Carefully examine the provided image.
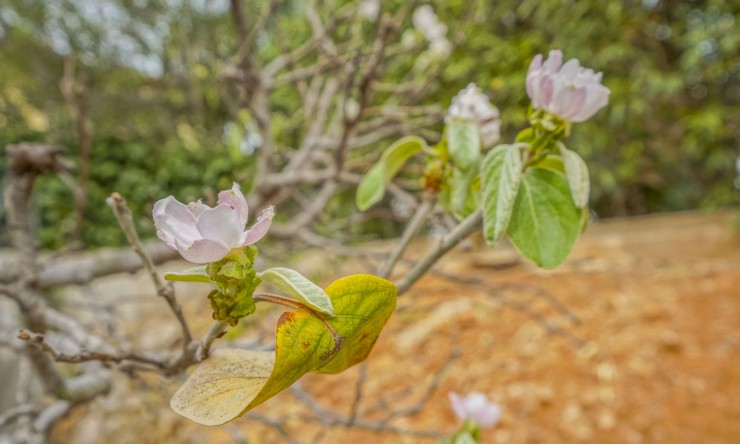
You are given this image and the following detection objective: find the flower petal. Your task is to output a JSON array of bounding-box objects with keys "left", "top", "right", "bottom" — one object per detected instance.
[
  {"left": 474, "top": 403, "right": 502, "bottom": 428},
  {"left": 196, "top": 204, "right": 243, "bottom": 247},
  {"left": 544, "top": 50, "right": 563, "bottom": 73},
  {"left": 178, "top": 238, "right": 231, "bottom": 264},
  {"left": 558, "top": 58, "right": 581, "bottom": 80},
  {"left": 241, "top": 205, "right": 275, "bottom": 246},
  {"left": 188, "top": 200, "right": 210, "bottom": 217},
  {"left": 448, "top": 392, "right": 468, "bottom": 420},
  {"left": 571, "top": 83, "right": 610, "bottom": 122},
  {"left": 217, "top": 182, "right": 249, "bottom": 228},
  {"left": 153, "top": 196, "right": 201, "bottom": 249}
]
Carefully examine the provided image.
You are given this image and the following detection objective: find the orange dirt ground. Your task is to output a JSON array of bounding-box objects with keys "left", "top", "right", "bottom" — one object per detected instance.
[{"left": 53, "top": 211, "right": 740, "bottom": 443}]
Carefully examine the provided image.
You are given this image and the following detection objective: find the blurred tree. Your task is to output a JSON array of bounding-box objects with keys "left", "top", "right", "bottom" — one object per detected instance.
[{"left": 0, "top": 0, "right": 737, "bottom": 247}]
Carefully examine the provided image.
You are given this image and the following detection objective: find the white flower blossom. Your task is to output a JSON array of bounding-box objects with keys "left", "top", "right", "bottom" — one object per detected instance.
[
  {"left": 153, "top": 183, "right": 274, "bottom": 263},
  {"left": 526, "top": 50, "right": 610, "bottom": 123},
  {"left": 449, "top": 392, "right": 502, "bottom": 429}
]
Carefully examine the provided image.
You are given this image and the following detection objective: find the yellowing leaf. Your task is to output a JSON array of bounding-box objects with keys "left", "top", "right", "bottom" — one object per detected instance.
[
  {"left": 170, "top": 349, "right": 273, "bottom": 426},
  {"left": 170, "top": 274, "right": 397, "bottom": 425}
]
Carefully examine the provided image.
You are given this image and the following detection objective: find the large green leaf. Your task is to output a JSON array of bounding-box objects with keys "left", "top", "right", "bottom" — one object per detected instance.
[
  {"left": 355, "top": 136, "right": 426, "bottom": 211},
  {"left": 507, "top": 167, "right": 582, "bottom": 269},
  {"left": 259, "top": 267, "right": 335, "bottom": 316},
  {"left": 481, "top": 144, "right": 523, "bottom": 245},
  {"left": 558, "top": 143, "right": 590, "bottom": 209},
  {"left": 170, "top": 274, "right": 397, "bottom": 425},
  {"left": 447, "top": 119, "right": 480, "bottom": 170}
]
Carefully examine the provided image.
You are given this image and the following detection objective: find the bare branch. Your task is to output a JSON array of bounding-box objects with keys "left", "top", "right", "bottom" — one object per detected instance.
[
  {"left": 379, "top": 196, "right": 434, "bottom": 279},
  {"left": 106, "top": 193, "right": 192, "bottom": 345},
  {"left": 395, "top": 210, "right": 483, "bottom": 294}
]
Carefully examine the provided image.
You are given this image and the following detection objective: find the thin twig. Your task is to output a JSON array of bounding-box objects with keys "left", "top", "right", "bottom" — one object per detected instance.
[
  {"left": 347, "top": 362, "right": 368, "bottom": 425},
  {"left": 106, "top": 193, "right": 193, "bottom": 345},
  {"left": 379, "top": 196, "right": 434, "bottom": 279},
  {"left": 59, "top": 56, "right": 92, "bottom": 247},
  {"left": 16, "top": 329, "right": 168, "bottom": 369},
  {"left": 197, "top": 321, "right": 228, "bottom": 361},
  {"left": 0, "top": 404, "right": 38, "bottom": 430},
  {"left": 430, "top": 271, "right": 588, "bottom": 349}
]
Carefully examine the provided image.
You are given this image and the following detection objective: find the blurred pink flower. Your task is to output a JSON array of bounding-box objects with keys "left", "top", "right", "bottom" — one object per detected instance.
[
  {"left": 446, "top": 83, "right": 501, "bottom": 148},
  {"left": 449, "top": 392, "right": 502, "bottom": 428},
  {"left": 153, "top": 183, "right": 274, "bottom": 263},
  {"left": 526, "top": 50, "right": 610, "bottom": 123}
]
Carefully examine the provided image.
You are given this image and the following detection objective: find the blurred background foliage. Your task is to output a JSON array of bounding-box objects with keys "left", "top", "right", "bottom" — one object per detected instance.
[{"left": 0, "top": 0, "right": 738, "bottom": 248}]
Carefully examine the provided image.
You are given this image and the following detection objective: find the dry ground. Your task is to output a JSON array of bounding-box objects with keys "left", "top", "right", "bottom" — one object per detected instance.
[{"left": 52, "top": 211, "right": 740, "bottom": 443}]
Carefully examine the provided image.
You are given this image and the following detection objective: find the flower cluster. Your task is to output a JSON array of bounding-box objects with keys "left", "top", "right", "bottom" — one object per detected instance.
[
  {"left": 153, "top": 183, "right": 274, "bottom": 264},
  {"left": 412, "top": 5, "right": 452, "bottom": 57},
  {"left": 446, "top": 83, "right": 501, "bottom": 149},
  {"left": 526, "top": 50, "right": 610, "bottom": 123},
  {"left": 449, "top": 392, "right": 502, "bottom": 429}
]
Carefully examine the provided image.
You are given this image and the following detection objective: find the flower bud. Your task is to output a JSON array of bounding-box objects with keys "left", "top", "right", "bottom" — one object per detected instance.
[
  {"left": 449, "top": 392, "right": 502, "bottom": 429},
  {"left": 446, "top": 83, "right": 501, "bottom": 148}
]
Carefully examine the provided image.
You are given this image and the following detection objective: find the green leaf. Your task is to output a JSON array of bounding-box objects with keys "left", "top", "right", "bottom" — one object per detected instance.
[
  {"left": 171, "top": 274, "right": 397, "bottom": 425},
  {"left": 355, "top": 136, "right": 426, "bottom": 211},
  {"left": 507, "top": 167, "right": 582, "bottom": 269},
  {"left": 259, "top": 267, "right": 335, "bottom": 316},
  {"left": 453, "top": 432, "right": 478, "bottom": 444},
  {"left": 379, "top": 136, "right": 426, "bottom": 181},
  {"left": 448, "top": 119, "right": 480, "bottom": 170},
  {"left": 355, "top": 163, "right": 385, "bottom": 211},
  {"left": 558, "top": 143, "right": 590, "bottom": 209},
  {"left": 481, "top": 144, "right": 523, "bottom": 245},
  {"left": 450, "top": 165, "right": 479, "bottom": 219},
  {"left": 164, "top": 266, "right": 211, "bottom": 283}
]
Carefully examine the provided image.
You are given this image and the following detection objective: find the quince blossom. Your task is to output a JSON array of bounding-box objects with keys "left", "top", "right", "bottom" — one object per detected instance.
[
  {"left": 449, "top": 392, "right": 502, "bottom": 429},
  {"left": 526, "top": 50, "right": 610, "bottom": 123},
  {"left": 153, "top": 183, "right": 274, "bottom": 264},
  {"left": 446, "top": 83, "right": 501, "bottom": 149}
]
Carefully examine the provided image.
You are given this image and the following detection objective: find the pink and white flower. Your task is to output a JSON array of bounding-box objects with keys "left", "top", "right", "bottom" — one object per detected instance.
[
  {"left": 526, "top": 50, "right": 610, "bottom": 123},
  {"left": 446, "top": 83, "right": 501, "bottom": 148},
  {"left": 449, "top": 392, "right": 502, "bottom": 428},
  {"left": 153, "top": 183, "right": 274, "bottom": 264}
]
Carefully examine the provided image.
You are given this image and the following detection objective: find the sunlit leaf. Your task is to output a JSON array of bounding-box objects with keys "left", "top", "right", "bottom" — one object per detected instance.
[
  {"left": 259, "top": 267, "right": 335, "bottom": 316},
  {"left": 164, "top": 266, "right": 211, "bottom": 283},
  {"left": 481, "top": 145, "right": 523, "bottom": 245},
  {"left": 171, "top": 274, "right": 397, "bottom": 425},
  {"left": 507, "top": 167, "right": 582, "bottom": 269},
  {"left": 170, "top": 349, "right": 273, "bottom": 426}
]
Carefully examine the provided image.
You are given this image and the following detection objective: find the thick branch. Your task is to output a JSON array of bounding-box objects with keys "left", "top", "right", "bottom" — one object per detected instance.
[{"left": 395, "top": 210, "right": 483, "bottom": 295}]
